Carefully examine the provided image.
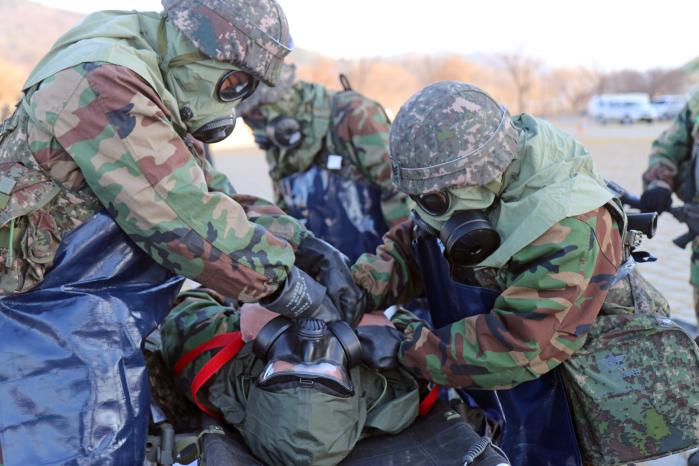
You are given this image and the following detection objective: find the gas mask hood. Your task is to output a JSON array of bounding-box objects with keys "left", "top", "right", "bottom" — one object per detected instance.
[{"left": 157, "top": 17, "right": 256, "bottom": 143}]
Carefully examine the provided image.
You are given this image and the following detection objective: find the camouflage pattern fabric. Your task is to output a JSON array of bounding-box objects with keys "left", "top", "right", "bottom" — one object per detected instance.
[
  {"left": 642, "top": 90, "right": 699, "bottom": 319},
  {"left": 144, "top": 340, "right": 201, "bottom": 433},
  {"left": 160, "top": 287, "right": 241, "bottom": 407},
  {"left": 641, "top": 90, "right": 699, "bottom": 200},
  {"left": 389, "top": 81, "right": 519, "bottom": 194},
  {"left": 353, "top": 207, "right": 699, "bottom": 463},
  {"left": 393, "top": 207, "right": 622, "bottom": 389},
  {"left": 162, "top": 0, "right": 291, "bottom": 85},
  {"left": 243, "top": 80, "right": 411, "bottom": 228},
  {"left": 561, "top": 310, "right": 699, "bottom": 465},
  {"left": 0, "top": 62, "right": 309, "bottom": 299}
]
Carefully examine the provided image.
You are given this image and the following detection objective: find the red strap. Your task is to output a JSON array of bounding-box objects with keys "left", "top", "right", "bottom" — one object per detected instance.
[
  {"left": 419, "top": 384, "right": 440, "bottom": 417},
  {"left": 174, "top": 332, "right": 241, "bottom": 376},
  {"left": 173, "top": 331, "right": 244, "bottom": 418}
]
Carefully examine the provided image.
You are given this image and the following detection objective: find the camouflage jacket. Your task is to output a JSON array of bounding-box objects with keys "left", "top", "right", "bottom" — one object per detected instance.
[
  {"left": 0, "top": 62, "right": 308, "bottom": 299},
  {"left": 642, "top": 91, "right": 699, "bottom": 200},
  {"left": 245, "top": 85, "right": 410, "bottom": 228},
  {"left": 353, "top": 206, "right": 631, "bottom": 388}
]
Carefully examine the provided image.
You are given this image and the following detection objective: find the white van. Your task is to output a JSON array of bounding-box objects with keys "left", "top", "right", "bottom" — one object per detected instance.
[
  {"left": 651, "top": 95, "right": 687, "bottom": 120},
  {"left": 587, "top": 93, "right": 658, "bottom": 124}
]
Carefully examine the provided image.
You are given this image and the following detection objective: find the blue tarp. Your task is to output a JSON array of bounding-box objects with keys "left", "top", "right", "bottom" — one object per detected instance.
[
  {"left": 413, "top": 233, "right": 582, "bottom": 466},
  {"left": 0, "top": 212, "right": 183, "bottom": 465},
  {"left": 278, "top": 165, "right": 388, "bottom": 263}
]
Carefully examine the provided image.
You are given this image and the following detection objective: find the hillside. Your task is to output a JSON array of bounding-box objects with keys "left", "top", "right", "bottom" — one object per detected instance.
[{"left": 0, "top": 0, "right": 83, "bottom": 71}]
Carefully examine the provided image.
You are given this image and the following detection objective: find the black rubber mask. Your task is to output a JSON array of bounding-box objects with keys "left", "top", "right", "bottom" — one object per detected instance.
[
  {"left": 253, "top": 317, "right": 361, "bottom": 397},
  {"left": 190, "top": 116, "right": 236, "bottom": 143},
  {"left": 413, "top": 209, "right": 501, "bottom": 271},
  {"left": 266, "top": 116, "right": 303, "bottom": 150}
]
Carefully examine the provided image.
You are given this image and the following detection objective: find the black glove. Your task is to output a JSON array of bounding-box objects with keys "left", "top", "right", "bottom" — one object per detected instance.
[
  {"left": 640, "top": 186, "right": 672, "bottom": 213},
  {"left": 676, "top": 203, "right": 699, "bottom": 234},
  {"left": 260, "top": 267, "right": 341, "bottom": 322},
  {"left": 355, "top": 325, "right": 403, "bottom": 370},
  {"left": 253, "top": 132, "right": 272, "bottom": 150},
  {"left": 294, "top": 236, "right": 367, "bottom": 326}
]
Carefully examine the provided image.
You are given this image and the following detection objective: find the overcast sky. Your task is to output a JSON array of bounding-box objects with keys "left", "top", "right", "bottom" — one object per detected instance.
[{"left": 34, "top": 0, "right": 699, "bottom": 71}]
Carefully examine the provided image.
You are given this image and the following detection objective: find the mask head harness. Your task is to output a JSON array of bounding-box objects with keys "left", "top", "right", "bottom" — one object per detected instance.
[{"left": 253, "top": 316, "right": 361, "bottom": 397}]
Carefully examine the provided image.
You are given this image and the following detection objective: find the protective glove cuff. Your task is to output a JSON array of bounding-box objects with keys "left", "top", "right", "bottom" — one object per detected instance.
[{"left": 261, "top": 267, "right": 326, "bottom": 319}]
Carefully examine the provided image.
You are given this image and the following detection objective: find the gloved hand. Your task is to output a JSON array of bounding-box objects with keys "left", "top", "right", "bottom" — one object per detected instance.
[
  {"left": 294, "top": 236, "right": 367, "bottom": 326},
  {"left": 253, "top": 132, "right": 272, "bottom": 150},
  {"left": 260, "top": 267, "right": 341, "bottom": 322},
  {"left": 676, "top": 202, "right": 699, "bottom": 234},
  {"left": 640, "top": 186, "right": 672, "bottom": 213},
  {"left": 355, "top": 325, "right": 403, "bottom": 370}
]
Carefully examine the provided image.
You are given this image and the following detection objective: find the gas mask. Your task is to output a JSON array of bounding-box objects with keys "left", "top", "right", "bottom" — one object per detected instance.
[
  {"left": 253, "top": 316, "right": 362, "bottom": 397},
  {"left": 158, "top": 19, "right": 259, "bottom": 143},
  {"left": 411, "top": 184, "right": 502, "bottom": 269},
  {"left": 165, "top": 60, "right": 258, "bottom": 143},
  {"left": 266, "top": 116, "right": 303, "bottom": 150}
]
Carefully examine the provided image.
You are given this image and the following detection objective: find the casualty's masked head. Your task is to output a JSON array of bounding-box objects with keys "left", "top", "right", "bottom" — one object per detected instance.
[
  {"left": 390, "top": 81, "right": 520, "bottom": 269},
  {"left": 159, "top": 0, "right": 292, "bottom": 143},
  {"left": 245, "top": 316, "right": 364, "bottom": 466}
]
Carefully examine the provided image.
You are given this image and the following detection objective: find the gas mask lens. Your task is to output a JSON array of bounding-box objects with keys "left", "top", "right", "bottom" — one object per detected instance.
[
  {"left": 217, "top": 70, "right": 258, "bottom": 102},
  {"left": 410, "top": 192, "right": 451, "bottom": 216}
]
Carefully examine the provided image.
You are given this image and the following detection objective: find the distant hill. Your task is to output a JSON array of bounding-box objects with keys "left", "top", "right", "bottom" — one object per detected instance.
[{"left": 0, "top": 0, "right": 83, "bottom": 72}]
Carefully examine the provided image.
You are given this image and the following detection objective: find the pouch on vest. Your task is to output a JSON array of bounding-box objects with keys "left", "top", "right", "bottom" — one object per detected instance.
[
  {"left": 277, "top": 164, "right": 388, "bottom": 263},
  {"left": 413, "top": 232, "right": 583, "bottom": 466},
  {"left": 561, "top": 310, "right": 699, "bottom": 466},
  {"left": 0, "top": 212, "right": 183, "bottom": 465},
  {"left": 0, "top": 110, "right": 61, "bottom": 224}
]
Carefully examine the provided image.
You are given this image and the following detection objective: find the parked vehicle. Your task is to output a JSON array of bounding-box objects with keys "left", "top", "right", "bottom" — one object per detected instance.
[
  {"left": 651, "top": 94, "right": 687, "bottom": 120},
  {"left": 587, "top": 93, "right": 658, "bottom": 124}
]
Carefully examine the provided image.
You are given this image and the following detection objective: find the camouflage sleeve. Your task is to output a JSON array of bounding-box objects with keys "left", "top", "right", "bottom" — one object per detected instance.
[
  {"left": 335, "top": 94, "right": 410, "bottom": 227},
  {"left": 199, "top": 153, "right": 237, "bottom": 195},
  {"left": 33, "top": 63, "right": 295, "bottom": 301},
  {"left": 196, "top": 151, "right": 309, "bottom": 249},
  {"left": 230, "top": 193, "right": 310, "bottom": 249},
  {"left": 642, "top": 94, "right": 699, "bottom": 192},
  {"left": 351, "top": 219, "right": 423, "bottom": 310},
  {"left": 399, "top": 207, "right": 622, "bottom": 389},
  {"left": 196, "top": 153, "right": 309, "bottom": 249}
]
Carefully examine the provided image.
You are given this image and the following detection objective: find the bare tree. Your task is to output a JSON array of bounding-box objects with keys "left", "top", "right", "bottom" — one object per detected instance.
[
  {"left": 496, "top": 52, "right": 542, "bottom": 113},
  {"left": 645, "top": 68, "right": 687, "bottom": 97}
]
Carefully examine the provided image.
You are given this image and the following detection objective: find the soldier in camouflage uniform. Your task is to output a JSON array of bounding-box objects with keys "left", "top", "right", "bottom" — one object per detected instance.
[
  {"left": 350, "top": 81, "right": 699, "bottom": 465},
  {"left": 0, "top": 1, "right": 366, "bottom": 463},
  {"left": 640, "top": 89, "right": 699, "bottom": 325},
  {"left": 236, "top": 65, "right": 410, "bottom": 261}
]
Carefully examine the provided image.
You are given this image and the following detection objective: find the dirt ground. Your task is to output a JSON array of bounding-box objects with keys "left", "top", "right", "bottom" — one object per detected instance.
[{"left": 211, "top": 116, "right": 697, "bottom": 327}]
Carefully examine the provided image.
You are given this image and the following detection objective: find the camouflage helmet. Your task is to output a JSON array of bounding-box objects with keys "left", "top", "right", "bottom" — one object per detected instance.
[
  {"left": 162, "top": 0, "right": 292, "bottom": 86},
  {"left": 390, "top": 81, "right": 519, "bottom": 194}
]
